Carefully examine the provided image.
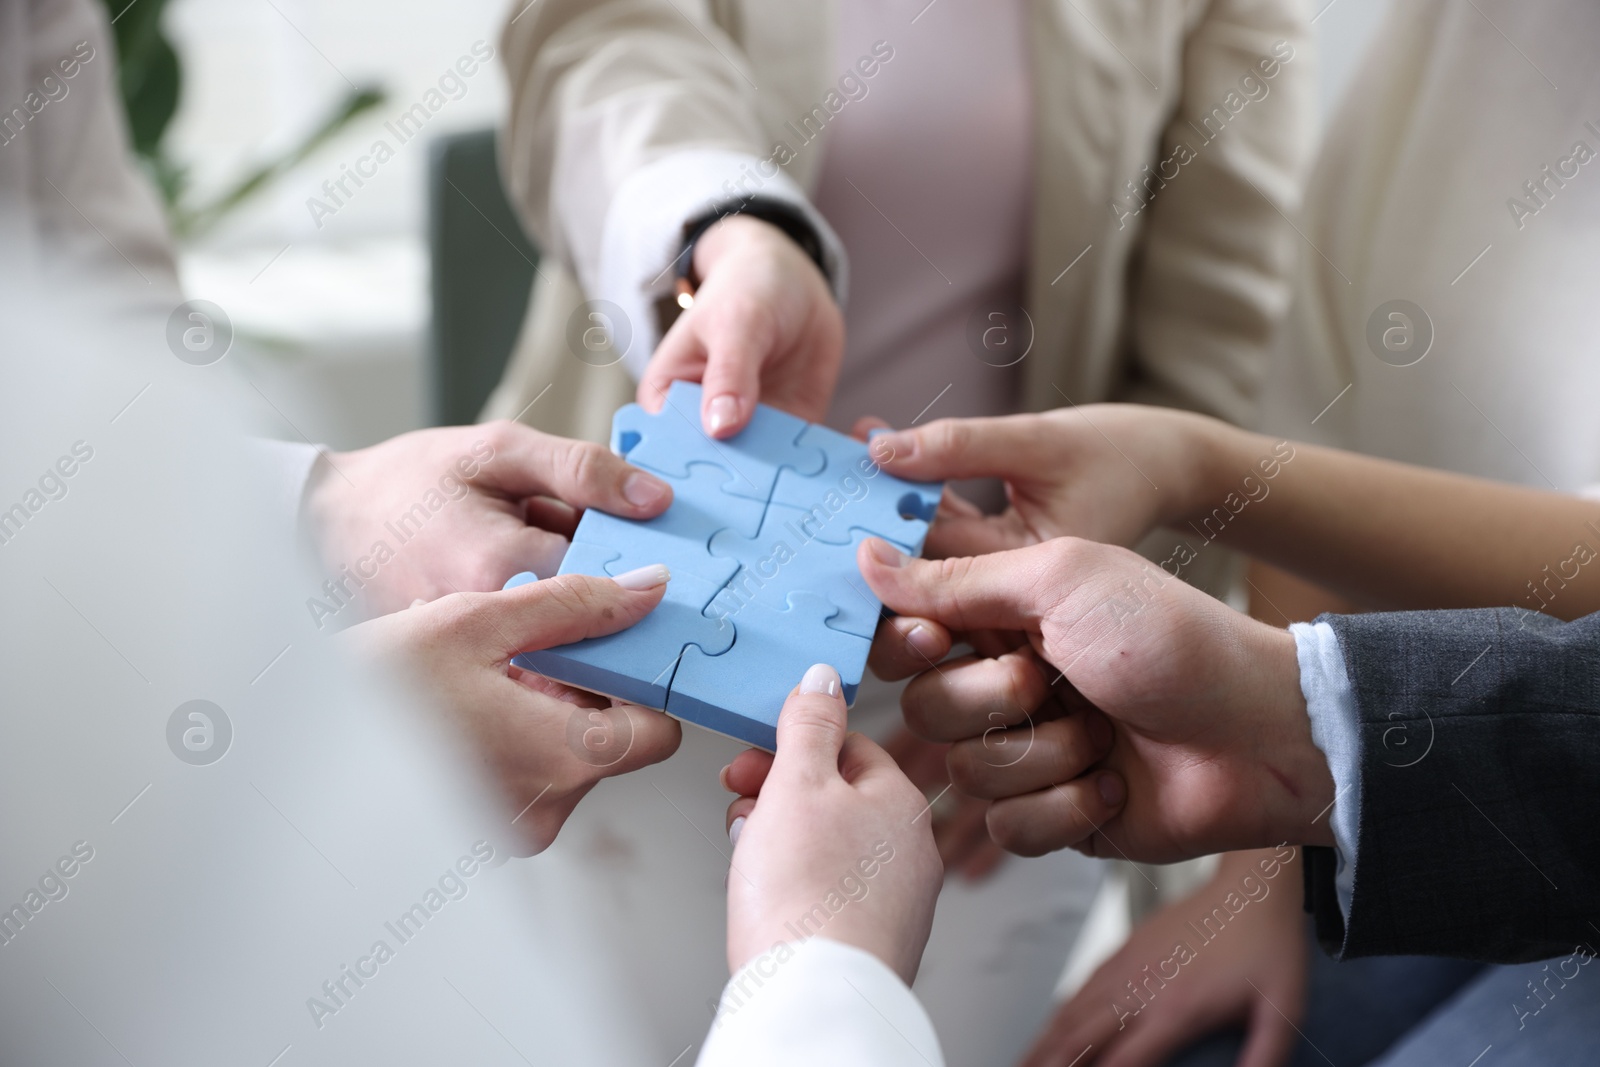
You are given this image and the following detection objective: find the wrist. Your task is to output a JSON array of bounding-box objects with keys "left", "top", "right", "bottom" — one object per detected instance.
[
  {"left": 1244, "top": 622, "right": 1337, "bottom": 848},
  {"left": 1172, "top": 417, "right": 1270, "bottom": 530}
]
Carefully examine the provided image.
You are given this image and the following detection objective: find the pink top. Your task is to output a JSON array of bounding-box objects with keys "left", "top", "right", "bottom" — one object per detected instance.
[{"left": 812, "top": 0, "right": 1035, "bottom": 436}]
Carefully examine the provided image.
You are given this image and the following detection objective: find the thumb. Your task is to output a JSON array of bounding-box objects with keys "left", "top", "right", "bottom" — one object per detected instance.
[
  {"left": 769, "top": 663, "right": 849, "bottom": 785},
  {"left": 1236, "top": 995, "right": 1298, "bottom": 1067},
  {"left": 485, "top": 568, "right": 669, "bottom": 659},
  {"left": 857, "top": 537, "right": 1067, "bottom": 634}
]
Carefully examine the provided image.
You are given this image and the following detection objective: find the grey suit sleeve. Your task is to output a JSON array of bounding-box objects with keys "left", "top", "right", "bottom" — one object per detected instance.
[{"left": 1310, "top": 608, "right": 1600, "bottom": 963}]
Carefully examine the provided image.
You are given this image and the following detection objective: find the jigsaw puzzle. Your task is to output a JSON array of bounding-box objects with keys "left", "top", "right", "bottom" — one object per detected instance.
[{"left": 506, "top": 381, "right": 943, "bottom": 751}]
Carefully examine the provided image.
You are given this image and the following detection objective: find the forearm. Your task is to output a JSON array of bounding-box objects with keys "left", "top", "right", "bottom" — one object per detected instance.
[{"left": 1186, "top": 422, "right": 1600, "bottom": 619}]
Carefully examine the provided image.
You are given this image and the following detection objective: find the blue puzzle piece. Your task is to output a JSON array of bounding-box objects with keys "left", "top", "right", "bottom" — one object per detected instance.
[
  {"left": 613, "top": 381, "right": 825, "bottom": 503},
  {"left": 768, "top": 424, "right": 942, "bottom": 554},
  {"left": 507, "top": 544, "right": 734, "bottom": 708},
  {"left": 707, "top": 504, "right": 887, "bottom": 640},
  {"left": 666, "top": 592, "right": 872, "bottom": 752},
  {"left": 565, "top": 460, "right": 762, "bottom": 589}
]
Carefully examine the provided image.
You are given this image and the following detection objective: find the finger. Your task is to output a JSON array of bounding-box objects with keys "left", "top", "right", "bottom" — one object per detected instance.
[
  {"left": 859, "top": 538, "right": 1073, "bottom": 635},
  {"left": 513, "top": 527, "right": 572, "bottom": 583},
  {"left": 725, "top": 795, "right": 758, "bottom": 837},
  {"left": 722, "top": 748, "right": 775, "bottom": 796},
  {"left": 696, "top": 299, "right": 780, "bottom": 438},
  {"left": 869, "top": 614, "right": 953, "bottom": 681},
  {"left": 565, "top": 701, "right": 684, "bottom": 780},
  {"left": 899, "top": 649, "right": 1050, "bottom": 742},
  {"left": 959, "top": 837, "right": 1007, "bottom": 881},
  {"left": 1018, "top": 992, "right": 1121, "bottom": 1067},
  {"left": 638, "top": 319, "right": 707, "bottom": 413},
  {"left": 946, "top": 712, "right": 1115, "bottom": 801},
  {"left": 522, "top": 495, "right": 580, "bottom": 537},
  {"left": 923, "top": 513, "right": 1033, "bottom": 559},
  {"left": 935, "top": 797, "right": 990, "bottom": 871},
  {"left": 851, "top": 415, "right": 892, "bottom": 441},
  {"left": 868, "top": 416, "right": 1052, "bottom": 484},
  {"left": 986, "top": 773, "right": 1126, "bottom": 857},
  {"left": 473, "top": 421, "right": 673, "bottom": 518},
  {"left": 769, "top": 663, "right": 850, "bottom": 786},
  {"left": 1099, "top": 1001, "right": 1227, "bottom": 1067},
  {"left": 1236, "top": 997, "right": 1298, "bottom": 1067},
  {"left": 463, "top": 569, "right": 669, "bottom": 660}
]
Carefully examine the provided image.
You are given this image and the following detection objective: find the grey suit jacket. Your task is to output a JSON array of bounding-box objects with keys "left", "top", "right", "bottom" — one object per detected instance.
[{"left": 1305, "top": 608, "right": 1600, "bottom": 963}]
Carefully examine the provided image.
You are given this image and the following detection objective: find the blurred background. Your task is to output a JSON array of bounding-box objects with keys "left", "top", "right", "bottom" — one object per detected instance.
[{"left": 145, "top": 0, "right": 1391, "bottom": 451}]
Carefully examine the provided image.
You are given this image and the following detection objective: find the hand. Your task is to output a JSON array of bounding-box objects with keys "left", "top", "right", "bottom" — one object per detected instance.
[
  {"left": 882, "top": 728, "right": 1008, "bottom": 881},
  {"left": 863, "top": 407, "right": 1231, "bottom": 558},
  {"left": 641, "top": 215, "right": 843, "bottom": 437},
  {"left": 1022, "top": 849, "right": 1308, "bottom": 1067},
  {"left": 719, "top": 664, "right": 942, "bottom": 985},
  {"left": 859, "top": 537, "right": 1335, "bottom": 863},
  {"left": 305, "top": 421, "right": 673, "bottom": 617},
  {"left": 343, "top": 567, "right": 682, "bottom": 853}
]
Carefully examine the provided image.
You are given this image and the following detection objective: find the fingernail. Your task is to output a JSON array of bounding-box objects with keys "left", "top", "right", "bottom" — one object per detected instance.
[
  {"left": 623, "top": 471, "right": 671, "bottom": 508},
  {"left": 728, "top": 815, "right": 746, "bottom": 848},
  {"left": 706, "top": 394, "right": 740, "bottom": 436},
  {"left": 719, "top": 764, "right": 733, "bottom": 792},
  {"left": 1097, "top": 772, "right": 1125, "bottom": 808},
  {"left": 905, "top": 623, "right": 942, "bottom": 658},
  {"left": 866, "top": 538, "right": 906, "bottom": 568},
  {"left": 799, "top": 662, "right": 841, "bottom": 698},
  {"left": 870, "top": 430, "right": 909, "bottom": 464},
  {"left": 410, "top": 598, "right": 427, "bottom": 609},
  {"left": 613, "top": 563, "right": 670, "bottom": 590}
]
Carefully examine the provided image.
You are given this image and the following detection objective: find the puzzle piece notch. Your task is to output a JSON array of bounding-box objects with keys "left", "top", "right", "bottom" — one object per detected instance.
[
  {"left": 666, "top": 591, "right": 872, "bottom": 752},
  {"left": 612, "top": 381, "right": 826, "bottom": 503},
  {"left": 768, "top": 423, "right": 942, "bottom": 554},
  {"left": 707, "top": 503, "right": 887, "bottom": 640},
  {"left": 506, "top": 542, "right": 735, "bottom": 709}
]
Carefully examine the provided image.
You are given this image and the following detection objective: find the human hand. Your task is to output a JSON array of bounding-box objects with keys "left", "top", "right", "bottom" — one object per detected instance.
[
  {"left": 641, "top": 215, "right": 843, "bottom": 437},
  {"left": 343, "top": 567, "right": 682, "bottom": 853},
  {"left": 859, "top": 537, "right": 1335, "bottom": 863},
  {"left": 719, "top": 664, "right": 942, "bottom": 985},
  {"left": 861, "top": 406, "right": 1243, "bottom": 558},
  {"left": 304, "top": 421, "right": 673, "bottom": 617},
  {"left": 1021, "top": 849, "right": 1308, "bottom": 1067},
  {"left": 882, "top": 727, "right": 1008, "bottom": 882}
]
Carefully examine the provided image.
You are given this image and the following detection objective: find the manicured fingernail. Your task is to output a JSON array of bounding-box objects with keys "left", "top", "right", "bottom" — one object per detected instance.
[
  {"left": 866, "top": 538, "right": 906, "bottom": 568},
  {"left": 706, "top": 394, "right": 740, "bottom": 435},
  {"left": 1097, "top": 772, "right": 1125, "bottom": 808},
  {"left": 799, "top": 662, "right": 841, "bottom": 698},
  {"left": 623, "top": 471, "right": 670, "bottom": 508},
  {"left": 728, "top": 815, "right": 746, "bottom": 848},
  {"left": 870, "top": 430, "right": 909, "bottom": 464},
  {"left": 613, "top": 563, "right": 669, "bottom": 590},
  {"left": 905, "top": 623, "right": 942, "bottom": 658}
]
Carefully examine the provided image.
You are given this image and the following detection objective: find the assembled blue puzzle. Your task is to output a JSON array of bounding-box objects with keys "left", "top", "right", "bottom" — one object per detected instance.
[{"left": 506, "top": 381, "right": 943, "bottom": 751}]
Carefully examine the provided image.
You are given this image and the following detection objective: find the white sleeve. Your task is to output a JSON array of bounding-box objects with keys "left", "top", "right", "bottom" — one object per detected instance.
[
  {"left": 1290, "top": 620, "right": 1361, "bottom": 916},
  {"left": 244, "top": 438, "right": 321, "bottom": 542},
  {"left": 697, "top": 938, "right": 943, "bottom": 1067},
  {"left": 597, "top": 148, "right": 847, "bottom": 378}
]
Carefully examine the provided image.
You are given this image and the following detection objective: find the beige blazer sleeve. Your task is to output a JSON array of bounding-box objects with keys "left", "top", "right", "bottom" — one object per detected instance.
[
  {"left": 1115, "top": 0, "right": 1315, "bottom": 428},
  {"left": 498, "top": 1, "right": 844, "bottom": 378}
]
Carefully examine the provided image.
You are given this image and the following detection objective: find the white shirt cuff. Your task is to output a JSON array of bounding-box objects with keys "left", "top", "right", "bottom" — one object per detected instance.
[
  {"left": 697, "top": 938, "right": 943, "bottom": 1067},
  {"left": 246, "top": 438, "right": 321, "bottom": 534},
  {"left": 1290, "top": 620, "right": 1361, "bottom": 915},
  {"left": 596, "top": 148, "right": 848, "bottom": 378}
]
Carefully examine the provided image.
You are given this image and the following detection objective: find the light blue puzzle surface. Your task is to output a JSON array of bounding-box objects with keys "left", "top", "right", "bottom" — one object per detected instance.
[{"left": 507, "top": 380, "right": 943, "bottom": 751}]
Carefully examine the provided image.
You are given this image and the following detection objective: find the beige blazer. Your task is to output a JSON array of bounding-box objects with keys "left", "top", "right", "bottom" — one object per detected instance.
[{"left": 484, "top": 0, "right": 1317, "bottom": 449}]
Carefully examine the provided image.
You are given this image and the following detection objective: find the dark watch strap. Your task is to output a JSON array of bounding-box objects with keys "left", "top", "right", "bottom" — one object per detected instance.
[{"left": 674, "top": 196, "right": 830, "bottom": 291}]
